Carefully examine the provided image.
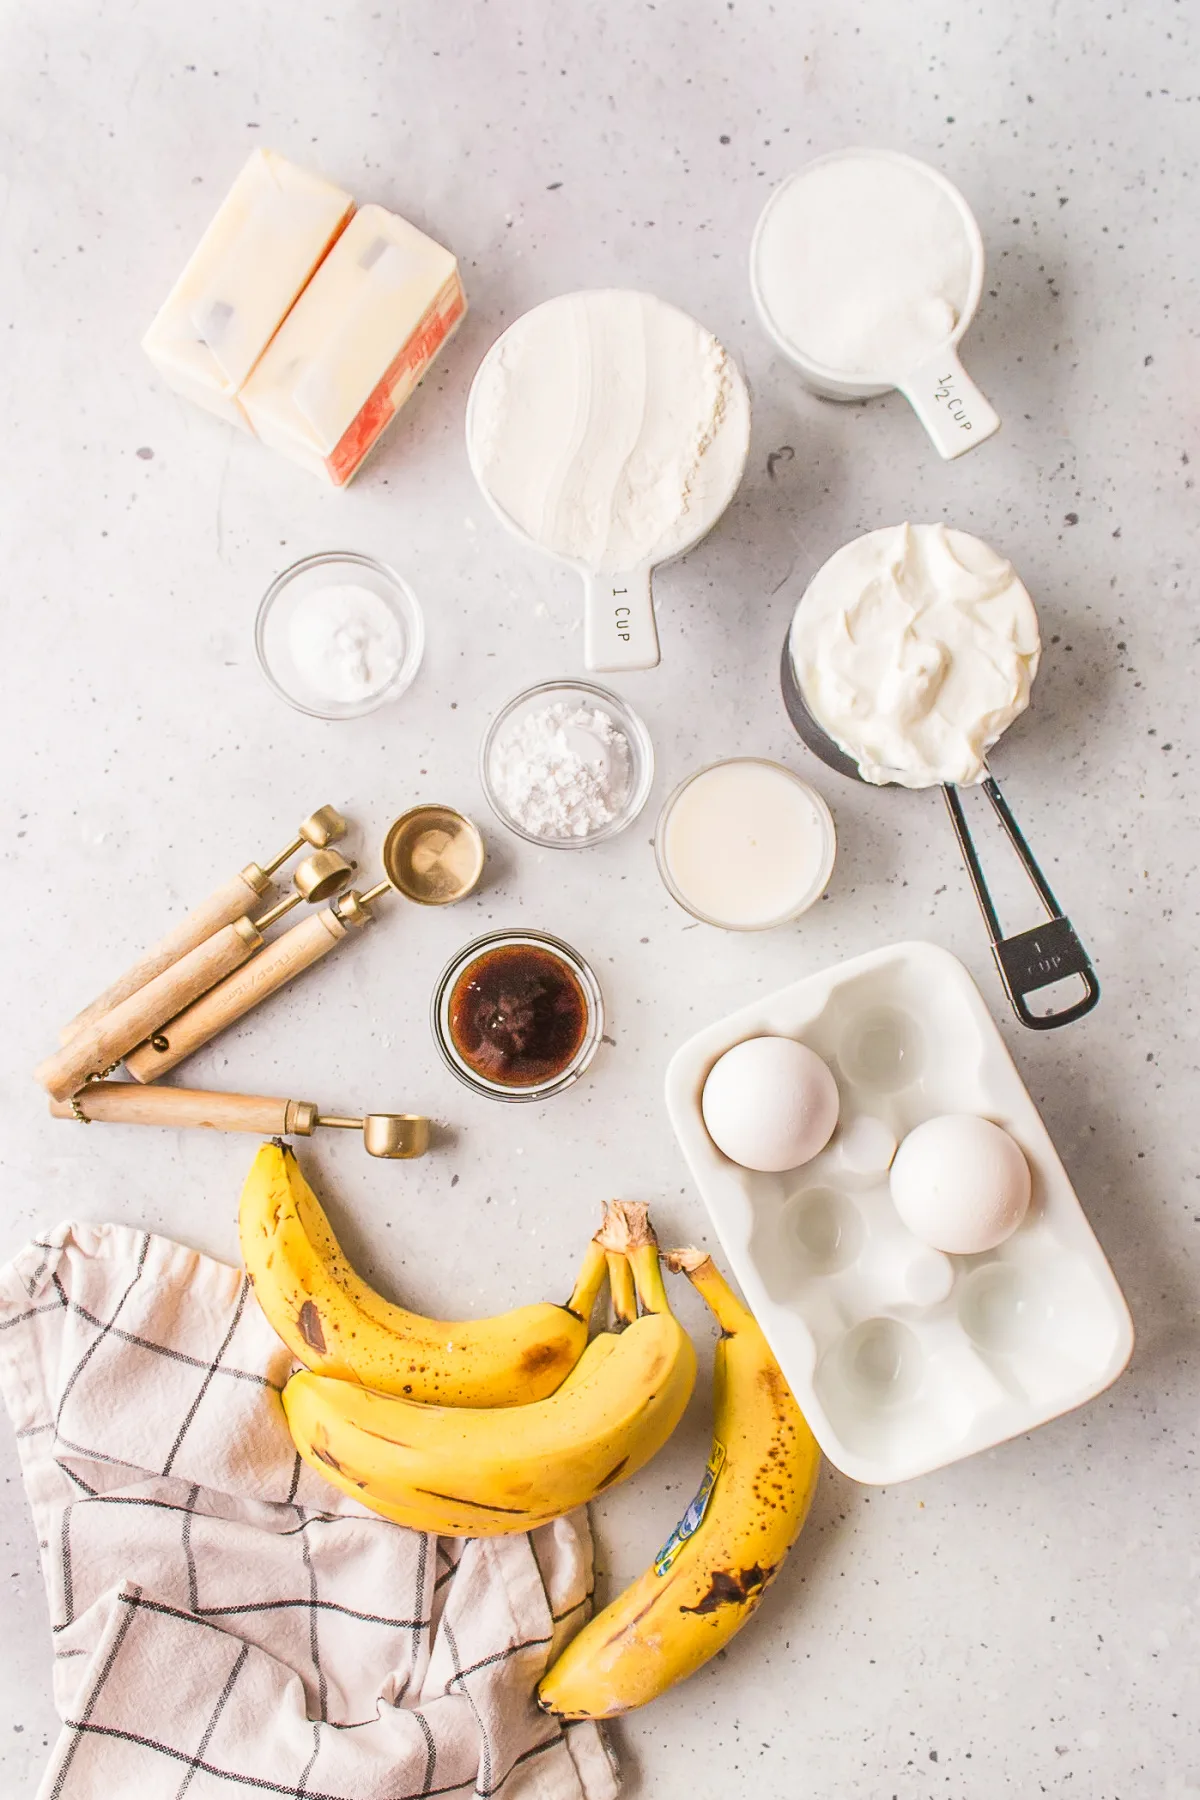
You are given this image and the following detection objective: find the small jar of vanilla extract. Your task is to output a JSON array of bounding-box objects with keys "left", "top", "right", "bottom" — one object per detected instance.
[{"left": 431, "top": 930, "right": 604, "bottom": 1102}]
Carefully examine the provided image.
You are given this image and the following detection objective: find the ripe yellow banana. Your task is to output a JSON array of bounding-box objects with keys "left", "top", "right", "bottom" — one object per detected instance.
[
  {"left": 282, "top": 1202, "right": 696, "bottom": 1536},
  {"left": 290, "top": 1311, "right": 636, "bottom": 1537},
  {"left": 240, "top": 1141, "right": 607, "bottom": 1405},
  {"left": 537, "top": 1247, "right": 821, "bottom": 1720}
]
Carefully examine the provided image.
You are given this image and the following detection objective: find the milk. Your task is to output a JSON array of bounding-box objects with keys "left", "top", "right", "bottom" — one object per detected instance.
[{"left": 657, "top": 760, "right": 835, "bottom": 930}]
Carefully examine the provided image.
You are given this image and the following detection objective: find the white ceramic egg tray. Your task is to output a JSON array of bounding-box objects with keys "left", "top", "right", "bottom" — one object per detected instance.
[{"left": 664, "top": 941, "right": 1134, "bottom": 1484}]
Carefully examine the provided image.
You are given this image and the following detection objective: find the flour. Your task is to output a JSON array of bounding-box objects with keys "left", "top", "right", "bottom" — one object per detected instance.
[
  {"left": 287, "top": 583, "right": 405, "bottom": 705},
  {"left": 488, "top": 701, "right": 633, "bottom": 840},
  {"left": 468, "top": 290, "right": 750, "bottom": 572}
]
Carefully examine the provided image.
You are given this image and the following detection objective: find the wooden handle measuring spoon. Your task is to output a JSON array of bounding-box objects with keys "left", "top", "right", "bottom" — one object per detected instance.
[
  {"left": 35, "top": 852, "right": 351, "bottom": 1100},
  {"left": 124, "top": 806, "right": 486, "bottom": 1083},
  {"left": 58, "top": 805, "right": 346, "bottom": 1044},
  {"left": 124, "top": 902, "right": 363, "bottom": 1083},
  {"left": 50, "top": 1081, "right": 429, "bottom": 1158},
  {"left": 50, "top": 1082, "right": 306, "bottom": 1135}
]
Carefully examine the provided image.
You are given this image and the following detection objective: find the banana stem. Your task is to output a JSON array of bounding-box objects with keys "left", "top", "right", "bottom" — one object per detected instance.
[
  {"left": 594, "top": 1200, "right": 655, "bottom": 1256},
  {"left": 665, "top": 1248, "right": 752, "bottom": 1336},
  {"left": 606, "top": 1251, "right": 638, "bottom": 1327},
  {"left": 596, "top": 1203, "right": 672, "bottom": 1316},
  {"left": 627, "top": 1241, "right": 671, "bottom": 1316},
  {"left": 567, "top": 1238, "right": 609, "bottom": 1322}
]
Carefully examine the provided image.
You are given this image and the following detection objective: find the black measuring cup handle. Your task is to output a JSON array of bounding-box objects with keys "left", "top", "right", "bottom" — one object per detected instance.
[
  {"left": 779, "top": 635, "right": 1098, "bottom": 1029},
  {"left": 941, "top": 776, "right": 1100, "bottom": 1030}
]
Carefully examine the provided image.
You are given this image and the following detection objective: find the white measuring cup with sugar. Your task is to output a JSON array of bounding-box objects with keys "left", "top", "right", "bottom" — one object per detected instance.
[
  {"left": 465, "top": 290, "right": 752, "bottom": 672},
  {"left": 751, "top": 148, "right": 999, "bottom": 461}
]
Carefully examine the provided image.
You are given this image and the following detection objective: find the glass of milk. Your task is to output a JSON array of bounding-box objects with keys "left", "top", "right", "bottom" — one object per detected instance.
[
  {"left": 750, "top": 148, "right": 999, "bottom": 459},
  {"left": 654, "top": 758, "right": 836, "bottom": 930}
]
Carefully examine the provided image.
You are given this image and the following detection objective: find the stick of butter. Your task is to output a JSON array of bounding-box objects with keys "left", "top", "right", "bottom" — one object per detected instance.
[
  {"left": 142, "top": 150, "right": 354, "bottom": 430},
  {"left": 239, "top": 204, "right": 467, "bottom": 484}
]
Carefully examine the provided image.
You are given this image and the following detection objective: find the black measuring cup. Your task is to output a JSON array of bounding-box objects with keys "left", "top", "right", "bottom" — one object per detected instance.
[{"left": 780, "top": 639, "right": 1099, "bottom": 1030}]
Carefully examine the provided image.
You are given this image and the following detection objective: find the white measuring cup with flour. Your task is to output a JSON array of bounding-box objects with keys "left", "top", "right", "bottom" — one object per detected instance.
[
  {"left": 751, "top": 148, "right": 999, "bottom": 460},
  {"left": 466, "top": 290, "right": 751, "bottom": 671}
]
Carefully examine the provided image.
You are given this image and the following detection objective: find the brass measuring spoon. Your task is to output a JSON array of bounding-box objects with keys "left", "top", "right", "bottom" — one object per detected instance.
[
  {"left": 50, "top": 1081, "right": 430, "bottom": 1159},
  {"left": 124, "top": 806, "right": 486, "bottom": 1084},
  {"left": 36, "top": 850, "right": 354, "bottom": 1101},
  {"left": 60, "top": 805, "right": 348, "bottom": 1043}
]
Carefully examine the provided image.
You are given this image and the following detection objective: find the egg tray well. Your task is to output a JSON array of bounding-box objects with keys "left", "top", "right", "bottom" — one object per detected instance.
[{"left": 664, "top": 940, "right": 1133, "bottom": 1484}]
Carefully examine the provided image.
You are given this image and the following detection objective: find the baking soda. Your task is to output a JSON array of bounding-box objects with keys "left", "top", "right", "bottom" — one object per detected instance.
[{"left": 287, "top": 583, "right": 405, "bottom": 704}]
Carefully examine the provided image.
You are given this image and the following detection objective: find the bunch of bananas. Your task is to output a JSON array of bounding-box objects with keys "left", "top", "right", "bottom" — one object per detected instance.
[
  {"left": 240, "top": 1143, "right": 820, "bottom": 1712},
  {"left": 240, "top": 1146, "right": 695, "bottom": 1535}
]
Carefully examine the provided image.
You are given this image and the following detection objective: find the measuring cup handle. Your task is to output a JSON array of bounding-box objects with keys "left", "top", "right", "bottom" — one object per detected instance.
[
  {"left": 941, "top": 779, "right": 1099, "bottom": 1030},
  {"left": 583, "top": 568, "right": 660, "bottom": 672},
  {"left": 898, "top": 349, "right": 1000, "bottom": 460}
]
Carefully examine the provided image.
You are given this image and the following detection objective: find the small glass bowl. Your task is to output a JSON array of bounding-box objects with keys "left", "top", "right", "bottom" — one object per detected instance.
[
  {"left": 431, "top": 929, "right": 605, "bottom": 1103},
  {"left": 255, "top": 551, "right": 425, "bottom": 720},
  {"left": 654, "top": 757, "right": 837, "bottom": 930},
  {"left": 479, "top": 679, "right": 655, "bottom": 847}
]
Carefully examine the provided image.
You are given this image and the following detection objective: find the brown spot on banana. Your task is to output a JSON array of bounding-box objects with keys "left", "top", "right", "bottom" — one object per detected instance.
[
  {"left": 539, "top": 1691, "right": 624, "bottom": 1722},
  {"left": 679, "top": 1563, "right": 775, "bottom": 1615},
  {"left": 520, "top": 1338, "right": 569, "bottom": 1377},
  {"left": 595, "top": 1588, "right": 661, "bottom": 1648},
  {"left": 353, "top": 1425, "right": 415, "bottom": 1449},
  {"left": 297, "top": 1300, "right": 327, "bottom": 1354},
  {"left": 414, "top": 1487, "right": 531, "bottom": 1516},
  {"left": 758, "top": 1364, "right": 795, "bottom": 1409},
  {"left": 595, "top": 1456, "right": 630, "bottom": 1491}
]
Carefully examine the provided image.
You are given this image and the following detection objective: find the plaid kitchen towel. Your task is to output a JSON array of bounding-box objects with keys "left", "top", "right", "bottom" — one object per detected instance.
[{"left": 0, "top": 1220, "right": 621, "bottom": 1800}]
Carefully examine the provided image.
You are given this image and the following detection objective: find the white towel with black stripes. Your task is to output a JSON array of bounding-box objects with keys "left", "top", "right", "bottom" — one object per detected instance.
[{"left": 0, "top": 1220, "right": 621, "bottom": 1800}]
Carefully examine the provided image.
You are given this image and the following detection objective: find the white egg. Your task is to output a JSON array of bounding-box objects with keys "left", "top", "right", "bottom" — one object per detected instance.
[
  {"left": 702, "top": 1036, "right": 840, "bottom": 1173},
  {"left": 890, "top": 1114, "right": 1031, "bottom": 1255}
]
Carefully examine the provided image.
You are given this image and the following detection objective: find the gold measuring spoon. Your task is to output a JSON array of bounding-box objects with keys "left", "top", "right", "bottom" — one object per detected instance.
[
  {"left": 50, "top": 1081, "right": 429, "bottom": 1159},
  {"left": 124, "top": 806, "right": 485, "bottom": 1084},
  {"left": 59, "top": 805, "right": 347, "bottom": 1043},
  {"left": 36, "top": 850, "right": 353, "bottom": 1101}
]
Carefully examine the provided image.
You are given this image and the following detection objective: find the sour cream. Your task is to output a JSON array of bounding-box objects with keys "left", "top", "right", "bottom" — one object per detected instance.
[{"left": 789, "top": 524, "right": 1041, "bottom": 789}]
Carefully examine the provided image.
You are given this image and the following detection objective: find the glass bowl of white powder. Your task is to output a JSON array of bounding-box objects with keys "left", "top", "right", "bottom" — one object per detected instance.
[
  {"left": 255, "top": 551, "right": 425, "bottom": 719},
  {"left": 480, "top": 679, "right": 654, "bottom": 848}
]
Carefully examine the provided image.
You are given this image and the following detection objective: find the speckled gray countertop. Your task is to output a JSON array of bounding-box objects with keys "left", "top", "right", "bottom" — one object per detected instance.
[{"left": 1, "top": 2, "right": 1196, "bottom": 1795}]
